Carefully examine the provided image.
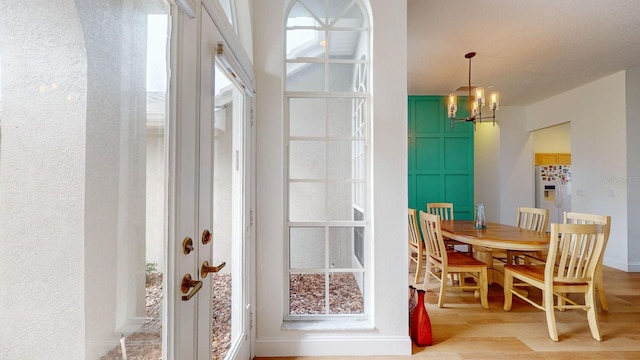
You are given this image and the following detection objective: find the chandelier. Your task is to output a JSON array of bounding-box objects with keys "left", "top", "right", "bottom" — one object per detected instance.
[{"left": 447, "top": 52, "right": 499, "bottom": 130}]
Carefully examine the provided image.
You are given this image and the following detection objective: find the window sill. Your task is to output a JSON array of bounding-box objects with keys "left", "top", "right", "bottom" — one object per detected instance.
[{"left": 281, "top": 319, "right": 375, "bottom": 331}]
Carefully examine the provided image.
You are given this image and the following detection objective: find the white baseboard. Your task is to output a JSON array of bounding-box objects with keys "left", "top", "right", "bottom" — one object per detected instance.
[
  {"left": 255, "top": 335, "right": 411, "bottom": 357},
  {"left": 603, "top": 256, "right": 635, "bottom": 272},
  {"left": 628, "top": 261, "right": 640, "bottom": 272}
]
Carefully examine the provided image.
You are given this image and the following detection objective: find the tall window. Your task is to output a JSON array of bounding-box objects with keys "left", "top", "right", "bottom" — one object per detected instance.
[{"left": 284, "top": 0, "right": 370, "bottom": 319}]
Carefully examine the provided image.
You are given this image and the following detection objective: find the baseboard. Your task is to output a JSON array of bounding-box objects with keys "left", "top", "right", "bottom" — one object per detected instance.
[
  {"left": 603, "top": 256, "right": 635, "bottom": 272},
  {"left": 255, "top": 335, "right": 411, "bottom": 357},
  {"left": 628, "top": 261, "right": 640, "bottom": 272}
]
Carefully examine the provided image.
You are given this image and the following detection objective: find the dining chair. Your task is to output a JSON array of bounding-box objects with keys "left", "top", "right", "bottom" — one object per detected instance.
[
  {"left": 408, "top": 208, "right": 426, "bottom": 285},
  {"left": 563, "top": 211, "right": 611, "bottom": 311},
  {"left": 508, "top": 206, "right": 549, "bottom": 264},
  {"left": 419, "top": 211, "right": 489, "bottom": 309},
  {"left": 503, "top": 223, "right": 607, "bottom": 341},
  {"left": 426, "top": 202, "right": 472, "bottom": 255}
]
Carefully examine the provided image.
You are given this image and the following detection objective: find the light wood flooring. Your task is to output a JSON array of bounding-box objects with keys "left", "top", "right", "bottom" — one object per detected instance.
[{"left": 255, "top": 265, "right": 640, "bottom": 359}]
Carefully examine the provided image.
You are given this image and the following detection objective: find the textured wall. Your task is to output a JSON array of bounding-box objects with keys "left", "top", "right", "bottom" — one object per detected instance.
[{"left": 0, "top": 1, "right": 88, "bottom": 358}]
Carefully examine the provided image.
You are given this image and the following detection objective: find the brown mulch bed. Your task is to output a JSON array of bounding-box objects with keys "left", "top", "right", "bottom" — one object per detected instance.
[
  {"left": 101, "top": 271, "right": 363, "bottom": 359},
  {"left": 290, "top": 273, "right": 364, "bottom": 315},
  {"left": 100, "top": 272, "right": 231, "bottom": 360}
]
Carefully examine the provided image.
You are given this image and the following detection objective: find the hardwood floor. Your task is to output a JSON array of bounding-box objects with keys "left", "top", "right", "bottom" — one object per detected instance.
[{"left": 255, "top": 266, "right": 640, "bottom": 359}]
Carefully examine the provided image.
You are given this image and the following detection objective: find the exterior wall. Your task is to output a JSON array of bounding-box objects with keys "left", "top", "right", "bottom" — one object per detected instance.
[
  {"left": 253, "top": 0, "right": 410, "bottom": 356},
  {"left": 0, "top": 1, "right": 87, "bottom": 358}
]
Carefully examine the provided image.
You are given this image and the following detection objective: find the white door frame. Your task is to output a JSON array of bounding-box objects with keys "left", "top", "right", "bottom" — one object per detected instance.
[{"left": 168, "top": 1, "right": 255, "bottom": 358}]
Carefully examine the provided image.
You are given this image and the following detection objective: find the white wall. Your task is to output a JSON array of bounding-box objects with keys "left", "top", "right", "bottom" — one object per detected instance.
[
  {"left": 497, "top": 106, "right": 534, "bottom": 225},
  {"left": 474, "top": 122, "right": 501, "bottom": 222},
  {"left": 474, "top": 106, "right": 534, "bottom": 226},
  {"left": 532, "top": 122, "right": 571, "bottom": 153},
  {"left": 625, "top": 66, "right": 640, "bottom": 271},
  {"left": 0, "top": 1, "right": 87, "bottom": 358},
  {"left": 526, "top": 72, "right": 629, "bottom": 271},
  {"left": 253, "top": 0, "right": 410, "bottom": 356}
]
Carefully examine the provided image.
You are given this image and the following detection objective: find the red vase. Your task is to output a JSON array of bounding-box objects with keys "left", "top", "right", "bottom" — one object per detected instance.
[{"left": 410, "top": 289, "right": 433, "bottom": 346}]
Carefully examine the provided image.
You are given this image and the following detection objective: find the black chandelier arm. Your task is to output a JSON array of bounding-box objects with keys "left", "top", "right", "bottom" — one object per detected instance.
[{"left": 449, "top": 110, "right": 497, "bottom": 130}]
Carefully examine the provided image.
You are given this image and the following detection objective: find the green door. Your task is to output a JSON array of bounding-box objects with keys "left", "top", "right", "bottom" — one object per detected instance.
[{"left": 408, "top": 96, "right": 474, "bottom": 219}]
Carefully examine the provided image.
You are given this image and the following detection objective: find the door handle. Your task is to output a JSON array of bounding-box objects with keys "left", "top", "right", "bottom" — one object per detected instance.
[
  {"left": 181, "top": 274, "right": 202, "bottom": 301},
  {"left": 201, "top": 260, "right": 226, "bottom": 278}
]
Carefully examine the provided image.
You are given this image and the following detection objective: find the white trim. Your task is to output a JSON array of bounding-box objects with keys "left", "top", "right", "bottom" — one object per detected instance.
[
  {"left": 604, "top": 257, "right": 637, "bottom": 272},
  {"left": 175, "top": 0, "right": 196, "bottom": 18},
  {"left": 255, "top": 336, "right": 411, "bottom": 357},
  {"left": 202, "top": 0, "right": 255, "bottom": 93}
]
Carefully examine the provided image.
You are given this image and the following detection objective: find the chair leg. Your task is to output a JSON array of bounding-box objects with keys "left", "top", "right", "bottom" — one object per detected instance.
[
  {"left": 414, "top": 254, "right": 423, "bottom": 285},
  {"left": 479, "top": 267, "right": 488, "bottom": 309},
  {"left": 422, "top": 262, "right": 431, "bottom": 291},
  {"left": 586, "top": 286, "right": 603, "bottom": 341},
  {"left": 503, "top": 269, "right": 513, "bottom": 311},
  {"left": 544, "top": 290, "right": 559, "bottom": 341},
  {"left": 596, "top": 266, "right": 609, "bottom": 312},
  {"left": 438, "top": 271, "right": 448, "bottom": 308}
]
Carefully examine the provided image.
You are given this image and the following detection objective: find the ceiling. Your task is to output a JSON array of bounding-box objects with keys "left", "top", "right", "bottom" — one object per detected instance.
[{"left": 408, "top": 0, "right": 640, "bottom": 106}]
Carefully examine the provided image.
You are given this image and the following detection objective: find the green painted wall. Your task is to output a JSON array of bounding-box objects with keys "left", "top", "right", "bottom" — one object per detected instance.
[{"left": 408, "top": 96, "right": 475, "bottom": 219}]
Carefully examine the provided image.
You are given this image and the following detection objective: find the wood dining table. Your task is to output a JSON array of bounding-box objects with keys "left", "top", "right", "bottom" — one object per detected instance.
[{"left": 439, "top": 220, "right": 551, "bottom": 286}]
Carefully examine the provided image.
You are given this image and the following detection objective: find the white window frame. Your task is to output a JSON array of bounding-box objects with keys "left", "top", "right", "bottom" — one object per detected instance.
[{"left": 283, "top": 0, "right": 371, "bottom": 321}]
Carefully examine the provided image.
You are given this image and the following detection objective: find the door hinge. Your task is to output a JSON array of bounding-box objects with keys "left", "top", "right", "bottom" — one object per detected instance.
[
  {"left": 250, "top": 108, "right": 255, "bottom": 126},
  {"left": 250, "top": 210, "right": 254, "bottom": 227}
]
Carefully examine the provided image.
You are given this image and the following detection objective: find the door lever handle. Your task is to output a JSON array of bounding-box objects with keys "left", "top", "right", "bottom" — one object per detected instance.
[
  {"left": 181, "top": 274, "right": 202, "bottom": 301},
  {"left": 201, "top": 260, "right": 226, "bottom": 278}
]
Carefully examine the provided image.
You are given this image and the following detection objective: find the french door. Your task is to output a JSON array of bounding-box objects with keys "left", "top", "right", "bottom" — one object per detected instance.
[{"left": 171, "top": 2, "right": 252, "bottom": 359}]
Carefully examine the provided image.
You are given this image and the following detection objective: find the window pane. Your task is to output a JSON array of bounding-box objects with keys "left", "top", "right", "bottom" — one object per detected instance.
[
  {"left": 290, "top": 273, "right": 325, "bottom": 314},
  {"left": 329, "top": 272, "right": 364, "bottom": 314},
  {"left": 327, "top": 182, "right": 353, "bottom": 221},
  {"left": 300, "top": 0, "right": 327, "bottom": 24},
  {"left": 287, "top": 29, "right": 325, "bottom": 60},
  {"left": 327, "top": 140, "right": 352, "bottom": 179},
  {"left": 290, "top": 98, "right": 326, "bottom": 137},
  {"left": 218, "top": 0, "right": 234, "bottom": 27},
  {"left": 290, "top": 227, "right": 325, "bottom": 269},
  {"left": 329, "top": 0, "right": 366, "bottom": 27},
  {"left": 287, "top": 63, "right": 325, "bottom": 92},
  {"left": 289, "top": 140, "right": 326, "bottom": 179},
  {"left": 328, "top": 227, "right": 353, "bottom": 268},
  {"left": 289, "top": 182, "right": 325, "bottom": 221},
  {"left": 326, "top": 98, "right": 352, "bottom": 137},
  {"left": 328, "top": 63, "right": 358, "bottom": 92},
  {"left": 327, "top": 31, "right": 367, "bottom": 61}
]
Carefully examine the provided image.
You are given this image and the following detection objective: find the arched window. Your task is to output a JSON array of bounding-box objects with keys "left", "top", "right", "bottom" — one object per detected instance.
[{"left": 284, "top": 0, "right": 370, "bottom": 320}]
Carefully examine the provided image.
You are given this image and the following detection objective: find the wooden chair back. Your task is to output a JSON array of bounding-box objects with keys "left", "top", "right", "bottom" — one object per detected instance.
[
  {"left": 408, "top": 208, "right": 423, "bottom": 253},
  {"left": 426, "top": 202, "right": 454, "bottom": 220},
  {"left": 563, "top": 212, "right": 611, "bottom": 242},
  {"left": 563, "top": 211, "right": 612, "bottom": 311},
  {"left": 419, "top": 211, "right": 447, "bottom": 265},
  {"left": 547, "top": 223, "right": 605, "bottom": 283},
  {"left": 516, "top": 206, "right": 548, "bottom": 233},
  {"left": 408, "top": 208, "right": 426, "bottom": 284}
]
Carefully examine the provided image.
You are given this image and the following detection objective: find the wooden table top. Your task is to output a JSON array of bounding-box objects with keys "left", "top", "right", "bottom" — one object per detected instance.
[{"left": 439, "top": 220, "right": 550, "bottom": 251}]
